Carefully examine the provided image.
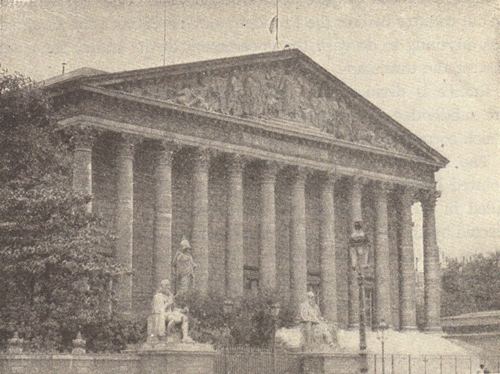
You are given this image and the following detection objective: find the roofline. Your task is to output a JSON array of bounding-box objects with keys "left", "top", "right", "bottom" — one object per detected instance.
[
  {"left": 81, "top": 49, "right": 302, "bottom": 86},
  {"left": 46, "top": 48, "right": 448, "bottom": 167}
]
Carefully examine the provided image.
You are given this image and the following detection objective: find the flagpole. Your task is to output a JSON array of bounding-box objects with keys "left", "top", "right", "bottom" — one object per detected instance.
[
  {"left": 275, "top": 0, "right": 279, "bottom": 50},
  {"left": 163, "top": 0, "right": 167, "bottom": 66}
]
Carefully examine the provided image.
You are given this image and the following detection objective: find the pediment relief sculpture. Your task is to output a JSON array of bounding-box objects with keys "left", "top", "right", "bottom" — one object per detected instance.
[{"left": 108, "top": 66, "right": 413, "bottom": 155}]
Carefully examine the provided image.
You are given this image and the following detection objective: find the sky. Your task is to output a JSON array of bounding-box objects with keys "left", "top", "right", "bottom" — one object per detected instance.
[{"left": 1, "top": 0, "right": 499, "bottom": 263}]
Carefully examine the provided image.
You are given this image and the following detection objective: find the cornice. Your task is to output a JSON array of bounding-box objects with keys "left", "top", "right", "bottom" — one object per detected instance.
[
  {"left": 59, "top": 114, "right": 437, "bottom": 190},
  {"left": 75, "top": 84, "right": 445, "bottom": 169}
]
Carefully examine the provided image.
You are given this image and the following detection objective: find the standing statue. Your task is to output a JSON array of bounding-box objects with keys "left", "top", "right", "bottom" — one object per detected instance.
[
  {"left": 173, "top": 237, "right": 197, "bottom": 295},
  {"left": 150, "top": 279, "right": 194, "bottom": 343},
  {"left": 296, "top": 291, "right": 336, "bottom": 348}
]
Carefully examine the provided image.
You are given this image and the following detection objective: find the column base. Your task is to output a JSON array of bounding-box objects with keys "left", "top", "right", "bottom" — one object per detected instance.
[
  {"left": 347, "top": 323, "right": 360, "bottom": 330},
  {"left": 400, "top": 326, "right": 418, "bottom": 331},
  {"left": 425, "top": 326, "right": 443, "bottom": 334}
]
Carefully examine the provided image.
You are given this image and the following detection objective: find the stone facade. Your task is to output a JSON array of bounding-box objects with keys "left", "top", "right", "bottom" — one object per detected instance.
[{"left": 46, "top": 49, "right": 448, "bottom": 331}]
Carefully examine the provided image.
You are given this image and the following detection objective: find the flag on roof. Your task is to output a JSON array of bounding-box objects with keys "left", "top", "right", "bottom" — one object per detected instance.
[{"left": 269, "top": 15, "right": 278, "bottom": 33}]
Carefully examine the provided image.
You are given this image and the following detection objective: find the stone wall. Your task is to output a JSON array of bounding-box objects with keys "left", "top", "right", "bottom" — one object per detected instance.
[{"left": 0, "top": 354, "right": 140, "bottom": 374}]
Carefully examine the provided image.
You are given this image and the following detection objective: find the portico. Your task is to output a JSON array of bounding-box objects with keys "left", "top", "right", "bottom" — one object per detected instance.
[{"left": 48, "top": 49, "right": 448, "bottom": 332}]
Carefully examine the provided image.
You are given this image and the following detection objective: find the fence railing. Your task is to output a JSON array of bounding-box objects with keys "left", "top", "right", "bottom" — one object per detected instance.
[
  {"left": 371, "top": 354, "right": 500, "bottom": 374},
  {"left": 215, "top": 348, "right": 500, "bottom": 374},
  {"left": 215, "top": 347, "right": 298, "bottom": 374}
]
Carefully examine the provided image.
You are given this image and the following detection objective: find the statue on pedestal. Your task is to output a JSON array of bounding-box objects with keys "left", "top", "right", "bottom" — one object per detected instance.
[
  {"left": 173, "top": 237, "right": 196, "bottom": 295},
  {"left": 296, "top": 291, "right": 336, "bottom": 348},
  {"left": 276, "top": 291, "right": 337, "bottom": 351},
  {"left": 150, "top": 279, "right": 194, "bottom": 344}
]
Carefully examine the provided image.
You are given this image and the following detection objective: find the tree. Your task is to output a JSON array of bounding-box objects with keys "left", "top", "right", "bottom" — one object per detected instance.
[
  {"left": 0, "top": 68, "right": 125, "bottom": 351},
  {"left": 441, "top": 252, "right": 500, "bottom": 317}
]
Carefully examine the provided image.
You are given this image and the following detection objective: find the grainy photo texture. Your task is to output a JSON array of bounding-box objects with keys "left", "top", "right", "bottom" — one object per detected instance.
[{"left": 0, "top": 0, "right": 498, "bottom": 373}]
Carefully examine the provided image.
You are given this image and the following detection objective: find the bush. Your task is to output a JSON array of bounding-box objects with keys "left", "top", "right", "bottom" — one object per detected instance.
[
  {"left": 176, "top": 290, "right": 295, "bottom": 347},
  {"left": 0, "top": 311, "right": 146, "bottom": 353}
]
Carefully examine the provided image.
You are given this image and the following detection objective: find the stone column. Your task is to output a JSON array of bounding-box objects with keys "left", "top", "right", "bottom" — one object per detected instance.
[
  {"left": 192, "top": 148, "right": 210, "bottom": 295},
  {"left": 72, "top": 128, "right": 94, "bottom": 213},
  {"left": 320, "top": 172, "right": 338, "bottom": 325},
  {"left": 374, "top": 182, "right": 392, "bottom": 328},
  {"left": 260, "top": 161, "right": 279, "bottom": 291},
  {"left": 115, "top": 135, "right": 136, "bottom": 312},
  {"left": 227, "top": 154, "right": 245, "bottom": 298},
  {"left": 153, "top": 141, "right": 174, "bottom": 288},
  {"left": 348, "top": 176, "right": 363, "bottom": 328},
  {"left": 421, "top": 189, "right": 442, "bottom": 332},
  {"left": 400, "top": 186, "right": 417, "bottom": 330},
  {"left": 290, "top": 167, "right": 308, "bottom": 307}
]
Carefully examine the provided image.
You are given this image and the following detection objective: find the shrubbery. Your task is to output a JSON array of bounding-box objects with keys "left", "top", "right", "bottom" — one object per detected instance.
[{"left": 176, "top": 290, "right": 296, "bottom": 347}]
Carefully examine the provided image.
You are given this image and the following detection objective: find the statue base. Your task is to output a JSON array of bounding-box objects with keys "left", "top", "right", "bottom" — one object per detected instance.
[{"left": 134, "top": 341, "right": 215, "bottom": 374}]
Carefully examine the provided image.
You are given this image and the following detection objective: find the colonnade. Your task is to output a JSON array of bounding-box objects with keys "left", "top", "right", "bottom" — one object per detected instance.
[{"left": 72, "top": 131, "right": 441, "bottom": 332}]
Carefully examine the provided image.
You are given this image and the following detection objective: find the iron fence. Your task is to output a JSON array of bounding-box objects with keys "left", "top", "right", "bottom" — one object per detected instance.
[
  {"left": 215, "top": 348, "right": 500, "bottom": 374},
  {"left": 371, "top": 354, "right": 500, "bottom": 374},
  {"left": 215, "top": 347, "right": 298, "bottom": 374}
]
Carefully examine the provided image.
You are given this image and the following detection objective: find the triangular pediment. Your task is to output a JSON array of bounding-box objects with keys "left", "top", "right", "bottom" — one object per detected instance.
[{"left": 64, "top": 50, "right": 447, "bottom": 165}]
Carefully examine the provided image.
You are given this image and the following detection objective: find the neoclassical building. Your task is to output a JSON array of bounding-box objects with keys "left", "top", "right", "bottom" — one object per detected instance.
[{"left": 45, "top": 49, "right": 448, "bottom": 332}]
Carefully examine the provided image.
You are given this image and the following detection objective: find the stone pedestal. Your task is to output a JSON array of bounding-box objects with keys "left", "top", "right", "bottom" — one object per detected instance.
[{"left": 137, "top": 343, "right": 215, "bottom": 374}]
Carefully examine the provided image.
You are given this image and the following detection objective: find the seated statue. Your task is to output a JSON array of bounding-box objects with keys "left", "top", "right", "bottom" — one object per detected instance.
[
  {"left": 150, "top": 279, "right": 194, "bottom": 344},
  {"left": 296, "top": 291, "right": 336, "bottom": 348}
]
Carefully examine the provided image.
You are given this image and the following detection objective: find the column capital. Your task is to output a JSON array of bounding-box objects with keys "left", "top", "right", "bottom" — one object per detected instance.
[
  {"left": 323, "top": 170, "right": 340, "bottom": 189},
  {"left": 261, "top": 160, "right": 283, "bottom": 182},
  {"left": 67, "top": 124, "right": 99, "bottom": 149},
  {"left": 118, "top": 133, "right": 142, "bottom": 158},
  {"left": 419, "top": 189, "right": 441, "bottom": 209},
  {"left": 228, "top": 153, "right": 247, "bottom": 173},
  {"left": 375, "top": 180, "right": 395, "bottom": 194},
  {"left": 291, "top": 166, "right": 311, "bottom": 183},
  {"left": 351, "top": 175, "right": 369, "bottom": 187},
  {"left": 194, "top": 147, "right": 213, "bottom": 168},
  {"left": 400, "top": 185, "right": 420, "bottom": 204},
  {"left": 158, "top": 139, "right": 182, "bottom": 152}
]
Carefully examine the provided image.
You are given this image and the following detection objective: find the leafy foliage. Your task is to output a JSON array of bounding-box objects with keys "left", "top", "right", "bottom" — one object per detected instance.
[
  {"left": 0, "top": 68, "right": 125, "bottom": 352},
  {"left": 176, "top": 290, "right": 296, "bottom": 347},
  {"left": 441, "top": 252, "right": 500, "bottom": 317}
]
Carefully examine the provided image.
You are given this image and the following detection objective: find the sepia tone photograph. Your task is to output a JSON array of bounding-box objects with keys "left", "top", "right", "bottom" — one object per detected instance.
[{"left": 0, "top": 0, "right": 498, "bottom": 373}]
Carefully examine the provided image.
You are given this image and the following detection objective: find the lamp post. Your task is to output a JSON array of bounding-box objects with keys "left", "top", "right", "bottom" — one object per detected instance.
[
  {"left": 349, "top": 221, "right": 370, "bottom": 374},
  {"left": 377, "top": 319, "right": 389, "bottom": 374},
  {"left": 270, "top": 302, "right": 281, "bottom": 374}
]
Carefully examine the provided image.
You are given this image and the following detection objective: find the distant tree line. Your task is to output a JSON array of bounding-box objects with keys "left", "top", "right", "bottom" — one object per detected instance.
[{"left": 441, "top": 251, "right": 500, "bottom": 317}]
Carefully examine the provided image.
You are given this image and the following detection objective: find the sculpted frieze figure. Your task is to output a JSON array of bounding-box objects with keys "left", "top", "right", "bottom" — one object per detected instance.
[{"left": 116, "top": 65, "right": 414, "bottom": 155}]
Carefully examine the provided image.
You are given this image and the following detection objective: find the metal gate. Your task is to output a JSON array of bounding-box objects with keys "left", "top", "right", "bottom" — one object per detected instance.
[{"left": 214, "top": 347, "right": 299, "bottom": 374}]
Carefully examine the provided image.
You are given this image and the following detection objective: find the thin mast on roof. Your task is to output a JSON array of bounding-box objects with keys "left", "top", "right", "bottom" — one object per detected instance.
[{"left": 163, "top": 0, "right": 167, "bottom": 66}]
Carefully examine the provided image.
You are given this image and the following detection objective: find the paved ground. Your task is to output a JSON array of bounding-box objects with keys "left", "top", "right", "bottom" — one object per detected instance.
[{"left": 337, "top": 329, "right": 470, "bottom": 355}]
